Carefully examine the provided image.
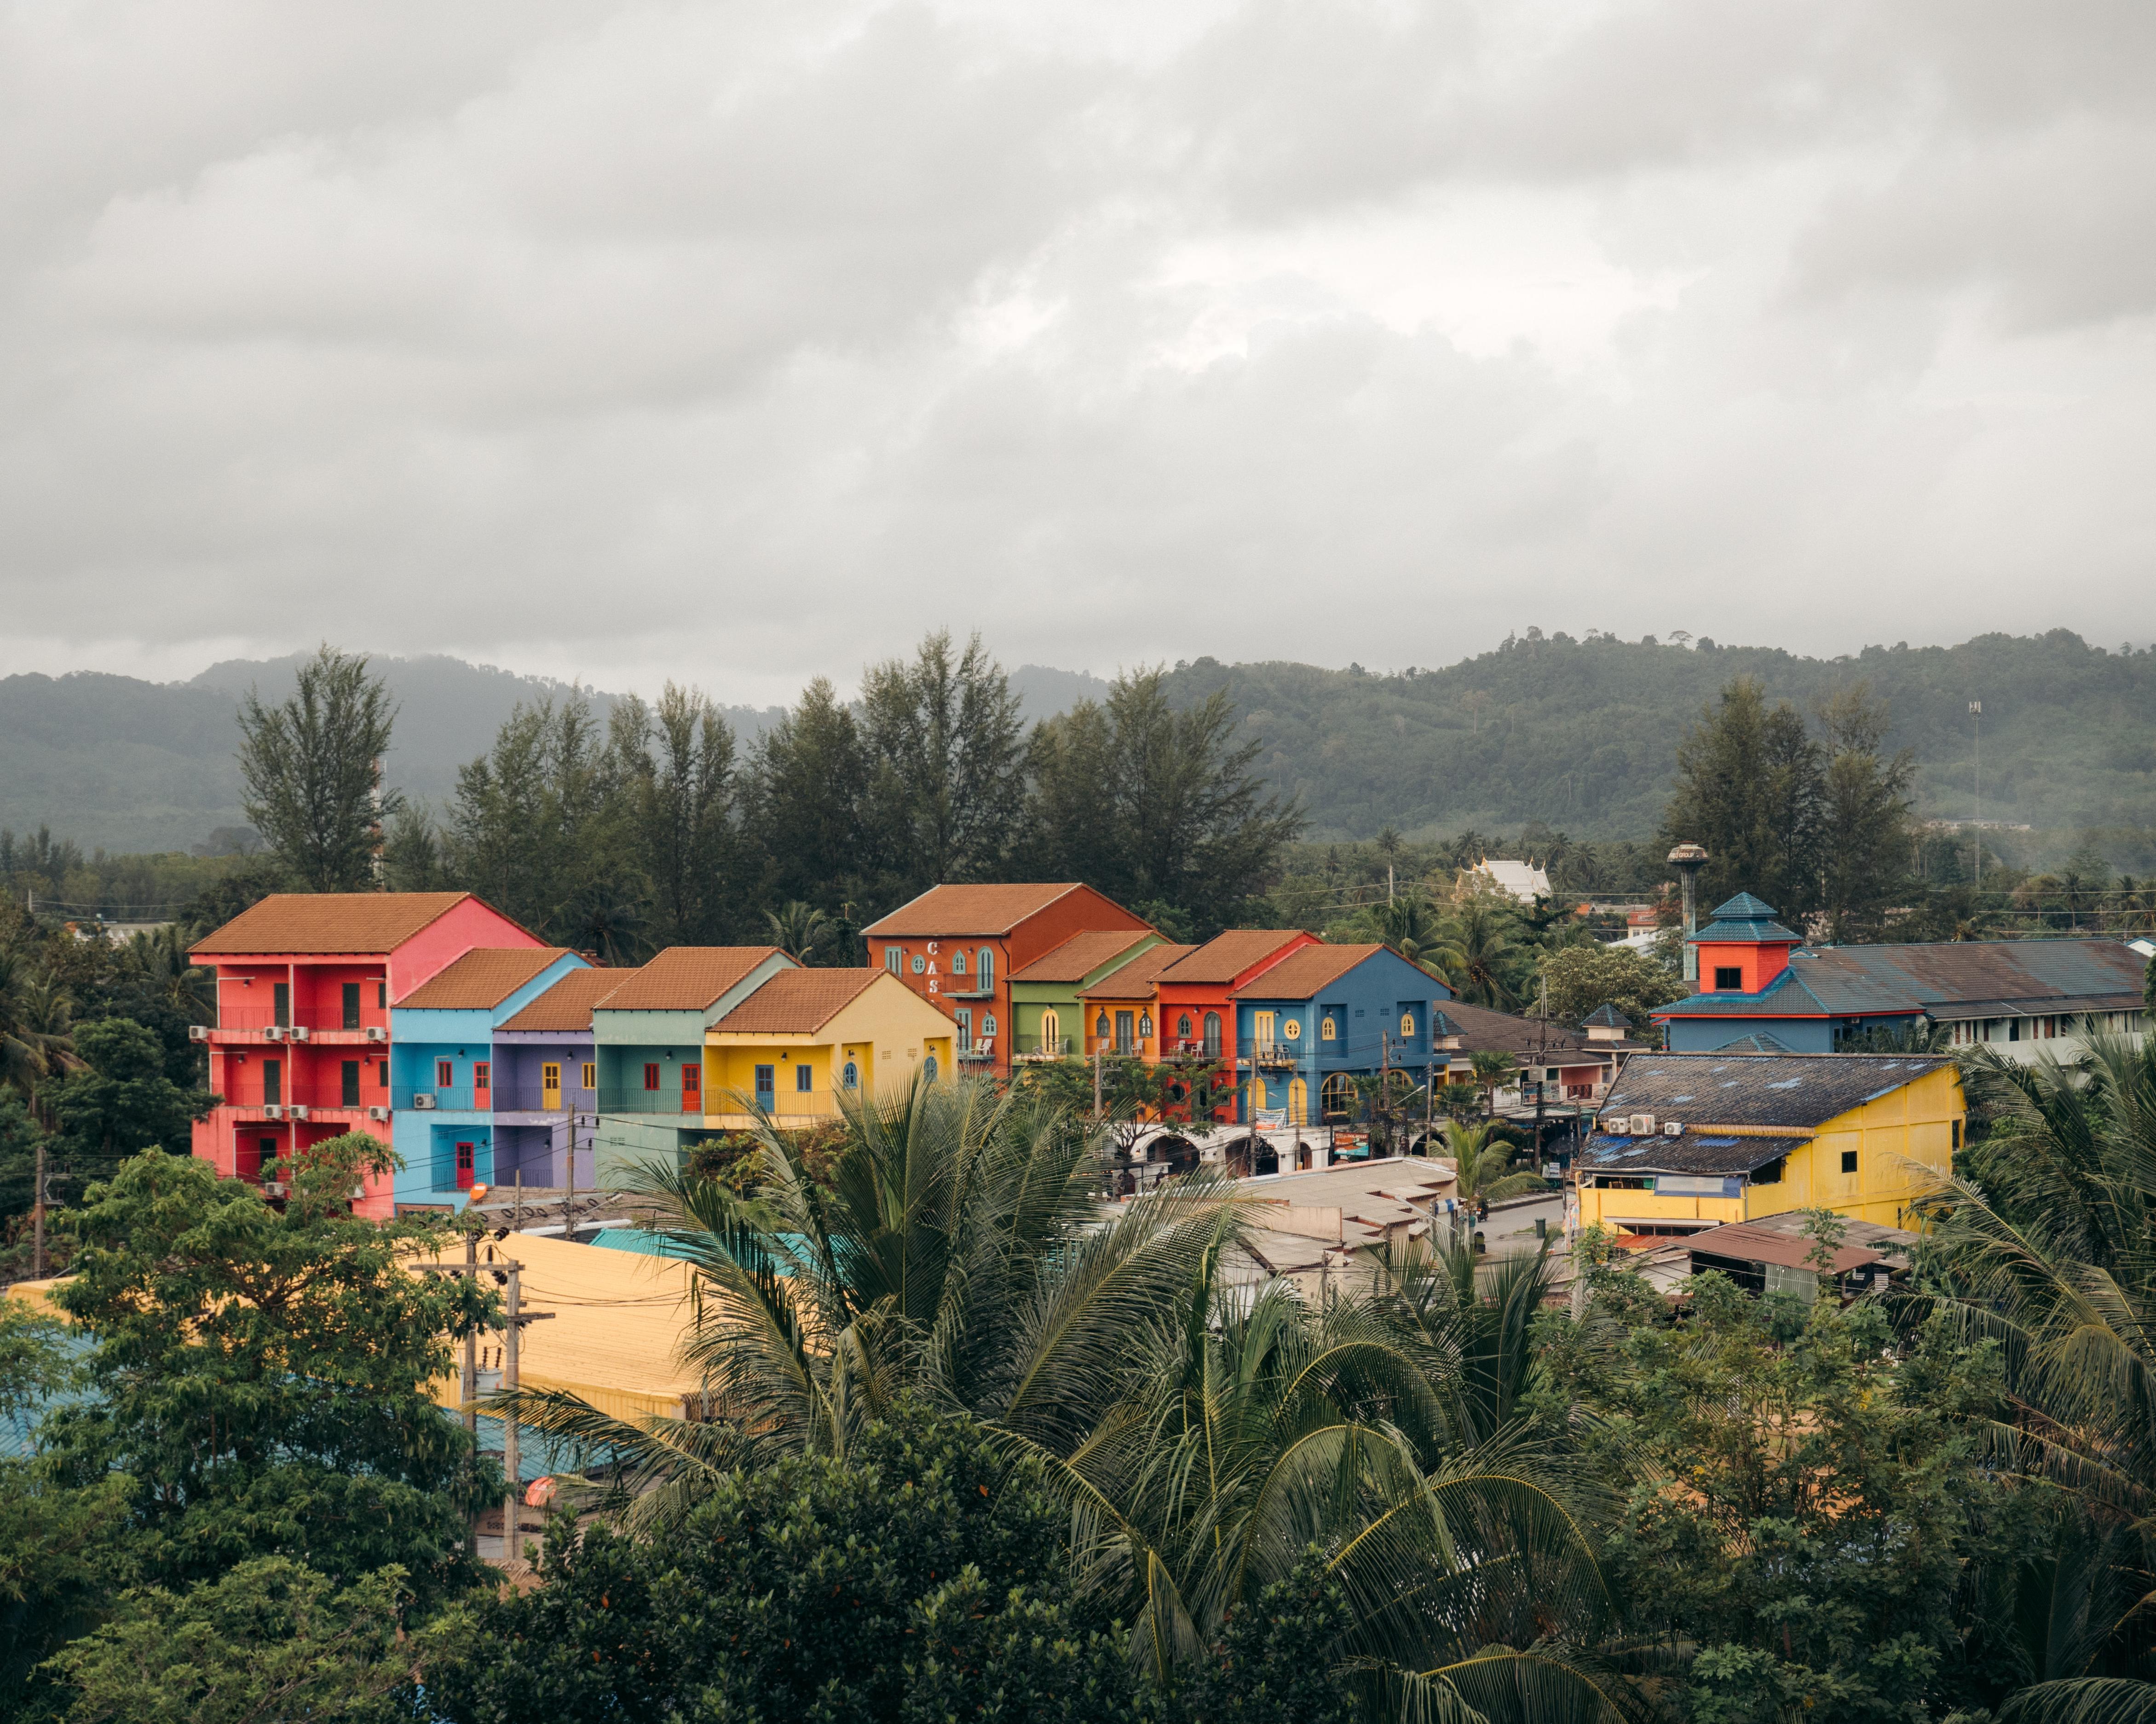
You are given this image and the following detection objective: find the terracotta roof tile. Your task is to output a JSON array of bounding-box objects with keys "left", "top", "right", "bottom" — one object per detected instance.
[
  {"left": 499, "top": 966, "right": 631, "bottom": 1033},
  {"left": 397, "top": 948, "right": 574, "bottom": 1010},
  {"left": 864, "top": 883, "right": 1092, "bottom": 937},
  {"left": 1237, "top": 943, "right": 1390, "bottom": 999},
  {"left": 1009, "top": 931, "right": 1156, "bottom": 984},
  {"left": 191, "top": 892, "right": 484, "bottom": 957},
  {"left": 1155, "top": 931, "right": 1313, "bottom": 986},
  {"left": 713, "top": 969, "right": 882, "bottom": 1034},
  {"left": 594, "top": 947, "right": 788, "bottom": 1012},
  {"left": 1077, "top": 944, "right": 1195, "bottom": 1000}
]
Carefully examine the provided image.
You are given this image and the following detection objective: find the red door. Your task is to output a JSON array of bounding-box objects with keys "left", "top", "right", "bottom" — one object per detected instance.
[
  {"left": 681, "top": 1063, "right": 701, "bottom": 1113},
  {"left": 455, "top": 1143, "right": 475, "bottom": 1190}
]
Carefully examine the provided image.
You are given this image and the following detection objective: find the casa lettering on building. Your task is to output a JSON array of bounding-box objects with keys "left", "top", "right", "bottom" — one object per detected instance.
[
  {"left": 1654, "top": 891, "right": 2152, "bottom": 1057},
  {"left": 863, "top": 883, "right": 1153, "bottom": 1076}
]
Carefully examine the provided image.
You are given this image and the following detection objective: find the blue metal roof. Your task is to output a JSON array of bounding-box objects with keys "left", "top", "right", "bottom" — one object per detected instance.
[
  {"left": 1659, "top": 936, "right": 2148, "bottom": 1020},
  {"left": 1689, "top": 892, "right": 1801, "bottom": 944}
]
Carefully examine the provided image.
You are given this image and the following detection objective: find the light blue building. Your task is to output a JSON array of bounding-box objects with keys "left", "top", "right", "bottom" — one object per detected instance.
[
  {"left": 389, "top": 946, "right": 588, "bottom": 1207},
  {"left": 1231, "top": 941, "right": 1454, "bottom": 1132}
]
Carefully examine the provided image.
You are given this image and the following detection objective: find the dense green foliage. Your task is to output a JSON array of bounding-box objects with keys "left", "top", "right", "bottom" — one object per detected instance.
[
  {"left": 236, "top": 646, "right": 402, "bottom": 894},
  {"left": 1537, "top": 943, "right": 1689, "bottom": 1030}
]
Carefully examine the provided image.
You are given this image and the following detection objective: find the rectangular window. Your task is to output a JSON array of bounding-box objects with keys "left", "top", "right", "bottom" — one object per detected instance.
[
  {"left": 437, "top": 1059, "right": 455, "bottom": 1089},
  {"left": 376, "top": 982, "right": 387, "bottom": 1009},
  {"left": 956, "top": 1008, "right": 972, "bottom": 1047},
  {"left": 581, "top": 1062, "right": 596, "bottom": 1091},
  {"left": 341, "top": 1061, "right": 361, "bottom": 1107},
  {"left": 342, "top": 983, "right": 361, "bottom": 1030},
  {"left": 643, "top": 1063, "right": 661, "bottom": 1091},
  {"left": 256, "top": 1137, "right": 278, "bottom": 1182},
  {"left": 754, "top": 1064, "right": 775, "bottom": 1099},
  {"left": 681, "top": 1065, "right": 700, "bottom": 1108},
  {"left": 1115, "top": 1010, "right": 1134, "bottom": 1054},
  {"left": 473, "top": 1062, "right": 489, "bottom": 1093},
  {"left": 1713, "top": 967, "right": 1743, "bottom": 992},
  {"left": 262, "top": 1058, "right": 282, "bottom": 1106},
  {"left": 1951, "top": 1119, "right": 1962, "bottom": 1150},
  {"left": 377, "top": 1061, "right": 389, "bottom": 1087},
  {"left": 542, "top": 1062, "right": 561, "bottom": 1100},
  {"left": 796, "top": 1063, "right": 813, "bottom": 1092},
  {"left": 1840, "top": 1149, "right": 1859, "bottom": 1173},
  {"left": 273, "top": 982, "right": 290, "bottom": 1028},
  {"left": 885, "top": 947, "right": 903, "bottom": 973}
]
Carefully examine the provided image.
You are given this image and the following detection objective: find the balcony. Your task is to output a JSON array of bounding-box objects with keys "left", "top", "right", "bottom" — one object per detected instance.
[
  {"left": 228, "top": 1080, "right": 376, "bottom": 1117},
  {"left": 1012, "top": 1035, "right": 1073, "bottom": 1061},
  {"left": 702, "top": 1089, "right": 844, "bottom": 1128},
  {"left": 957, "top": 1039, "right": 997, "bottom": 1064},
  {"left": 596, "top": 1088, "right": 706, "bottom": 1115},
  {"left": 208, "top": 1005, "right": 388, "bottom": 1044},
  {"left": 1246, "top": 1040, "right": 1299, "bottom": 1071},
  {"left": 1164, "top": 1038, "right": 1224, "bottom": 1062}
]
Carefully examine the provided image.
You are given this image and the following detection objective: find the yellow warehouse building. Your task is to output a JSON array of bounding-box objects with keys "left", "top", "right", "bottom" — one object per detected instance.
[{"left": 1571, "top": 1051, "right": 1964, "bottom": 1239}]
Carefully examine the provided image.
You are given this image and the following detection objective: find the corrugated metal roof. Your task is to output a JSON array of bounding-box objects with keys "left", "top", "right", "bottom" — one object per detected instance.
[
  {"left": 713, "top": 968, "right": 881, "bottom": 1033},
  {"left": 192, "top": 892, "right": 487, "bottom": 956},
  {"left": 396, "top": 948, "right": 572, "bottom": 1010},
  {"left": 1687, "top": 1221, "right": 1892, "bottom": 1276},
  {"left": 1009, "top": 930, "right": 1155, "bottom": 984},
  {"left": 595, "top": 948, "right": 787, "bottom": 1012},
  {"left": 499, "top": 966, "right": 630, "bottom": 1032},
  {"left": 1598, "top": 1051, "right": 1952, "bottom": 1130},
  {"left": 1580, "top": 1130, "right": 1806, "bottom": 1175},
  {"left": 1661, "top": 937, "right": 2150, "bottom": 1020}
]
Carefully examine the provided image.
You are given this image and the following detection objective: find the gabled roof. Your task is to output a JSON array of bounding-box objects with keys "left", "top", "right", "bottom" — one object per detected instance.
[
  {"left": 1688, "top": 1221, "right": 1897, "bottom": 1276},
  {"left": 396, "top": 948, "right": 574, "bottom": 1010},
  {"left": 1156, "top": 931, "right": 1312, "bottom": 987},
  {"left": 1421, "top": 998, "right": 1607, "bottom": 1059},
  {"left": 864, "top": 884, "right": 1136, "bottom": 938},
  {"left": 1582, "top": 1004, "right": 1631, "bottom": 1029},
  {"left": 1431, "top": 1009, "right": 1467, "bottom": 1039},
  {"left": 1009, "top": 930, "right": 1156, "bottom": 985},
  {"left": 500, "top": 966, "right": 630, "bottom": 1033},
  {"left": 1659, "top": 937, "right": 2150, "bottom": 1019},
  {"left": 1598, "top": 1051, "right": 1952, "bottom": 1132},
  {"left": 1711, "top": 1031, "right": 1796, "bottom": 1053},
  {"left": 1235, "top": 942, "right": 1435, "bottom": 1000},
  {"left": 1077, "top": 943, "right": 1196, "bottom": 1000},
  {"left": 713, "top": 968, "right": 882, "bottom": 1034},
  {"left": 595, "top": 948, "right": 788, "bottom": 1012},
  {"left": 191, "top": 892, "right": 496, "bottom": 957}
]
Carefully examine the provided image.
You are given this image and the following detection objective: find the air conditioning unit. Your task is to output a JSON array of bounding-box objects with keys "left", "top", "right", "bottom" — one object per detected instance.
[
  {"left": 188, "top": 1024, "right": 210, "bottom": 1042},
  {"left": 411, "top": 1093, "right": 437, "bottom": 1110},
  {"left": 1661, "top": 1119, "right": 1684, "bottom": 1138},
  {"left": 364, "top": 1026, "right": 387, "bottom": 1043},
  {"left": 367, "top": 1106, "right": 391, "bottom": 1123},
  {"left": 262, "top": 1026, "right": 286, "bottom": 1042},
  {"left": 288, "top": 1025, "right": 310, "bottom": 1042},
  {"left": 261, "top": 1104, "right": 285, "bottom": 1120},
  {"left": 288, "top": 1104, "right": 310, "bottom": 1121},
  {"left": 1629, "top": 1113, "right": 1656, "bottom": 1136}
]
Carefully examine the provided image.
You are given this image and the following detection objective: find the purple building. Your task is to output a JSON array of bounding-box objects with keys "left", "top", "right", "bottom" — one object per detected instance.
[{"left": 491, "top": 965, "right": 630, "bottom": 1190}]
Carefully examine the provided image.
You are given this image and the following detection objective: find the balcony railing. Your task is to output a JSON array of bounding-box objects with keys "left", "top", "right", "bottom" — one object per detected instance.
[
  {"left": 231, "top": 1082, "right": 377, "bottom": 1113},
  {"left": 211, "top": 1006, "right": 387, "bottom": 1038},
  {"left": 957, "top": 1039, "right": 997, "bottom": 1063},
  {"left": 596, "top": 1088, "right": 707, "bottom": 1115},
  {"left": 1164, "top": 1039, "right": 1224, "bottom": 1060},
  {"left": 1246, "top": 1040, "right": 1299, "bottom": 1070},
  {"left": 1013, "top": 1035, "right": 1073, "bottom": 1060}
]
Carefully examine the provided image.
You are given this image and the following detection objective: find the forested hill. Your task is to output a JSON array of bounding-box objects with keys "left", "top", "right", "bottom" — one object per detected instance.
[
  {"left": 1161, "top": 629, "right": 2156, "bottom": 840},
  {"left": 3, "top": 631, "right": 2152, "bottom": 853}
]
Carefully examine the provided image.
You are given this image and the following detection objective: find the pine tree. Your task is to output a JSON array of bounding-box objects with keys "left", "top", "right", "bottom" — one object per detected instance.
[{"left": 235, "top": 647, "right": 400, "bottom": 892}]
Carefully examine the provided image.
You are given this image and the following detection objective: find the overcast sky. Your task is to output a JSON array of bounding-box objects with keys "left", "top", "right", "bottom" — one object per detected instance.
[{"left": 4, "top": 0, "right": 2153, "bottom": 703}]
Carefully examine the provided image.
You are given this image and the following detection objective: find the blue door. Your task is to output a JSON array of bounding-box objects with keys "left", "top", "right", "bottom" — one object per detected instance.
[{"left": 754, "top": 1064, "right": 775, "bottom": 1110}]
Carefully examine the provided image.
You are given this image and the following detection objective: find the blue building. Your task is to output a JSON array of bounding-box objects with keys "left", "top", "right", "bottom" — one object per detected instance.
[
  {"left": 389, "top": 946, "right": 588, "bottom": 1207},
  {"left": 1654, "top": 891, "right": 2153, "bottom": 1057},
  {"left": 1231, "top": 942, "right": 1454, "bottom": 1130}
]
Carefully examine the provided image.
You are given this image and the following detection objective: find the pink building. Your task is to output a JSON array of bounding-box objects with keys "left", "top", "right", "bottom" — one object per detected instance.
[{"left": 190, "top": 892, "right": 544, "bottom": 1218}]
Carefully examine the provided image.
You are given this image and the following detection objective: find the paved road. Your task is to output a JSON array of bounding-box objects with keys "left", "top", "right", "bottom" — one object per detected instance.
[{"left": 1464, "top": 1193, "right": 1565, "bottom": 1256}]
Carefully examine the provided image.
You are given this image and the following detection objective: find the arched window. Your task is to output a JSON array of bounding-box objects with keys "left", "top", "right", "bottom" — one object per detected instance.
[
  {"left": 1202, "top": 1012, "right": 1222, "bottom": 1056},
  {"left": 842, "top": 1060, "right": 859, "bottom": 1090},
  {"left": 1288, "top": 1078, "right": 1308, "bottom": 1123},
  {"left": 1320, "top": 1016, "right": 1337, "bottom": 1041},
  {"left": 950, "top": 948, "right": 967, "bottom": 973},
  {"left": 923, "top": 1055, "right": 939, "bottom": 1082},
  {"left": 1249, "top": 1076, "right": 1268, "bottom": 1111},
  {"left": 1138, "top": 1012, "right": 1152, "bottom": 1040},
  {"left": 1321, "top": 1073, "right": 1356, "bottom": 1119},
  {"left": 1095, "top": 1011, "right": 1110, "bottom": 1040},
  {"left": 982, "top": 1015, "right": 997, "bottom": 1038},
  {"left": 1400, "top": 1011, "right": 1416, "bottom": 1039},
  {"left": 977, "top": 948, "right": 994, "bottom": 991},
  {"left": 1176, "top": 1013, "right": 1192, "bottom": 1038}
]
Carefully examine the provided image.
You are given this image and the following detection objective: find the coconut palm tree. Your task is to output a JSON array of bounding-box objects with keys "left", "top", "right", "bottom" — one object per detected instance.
[
  {"left": 1441, "top": 1119, "right": 1544, "bottom": 1211},
  {"left": 492, "top": 1072, "right": 1243, "bottom": 1524},
  {"left": 1914, "top": 1039, "right": 2156, "bottom": 1717},
  {"left": 0, "top": 946, "right": 73, "bottom": 1109},
  {"left": 1439, "top": 897, "right": 1523, "bottom": 1008},
  {"left": 764, "top": 900, "right": 835, "bottom": 966}
]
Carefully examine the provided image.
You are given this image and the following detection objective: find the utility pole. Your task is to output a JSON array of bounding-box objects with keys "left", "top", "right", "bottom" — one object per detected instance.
[
  {"left": 417, "top": 1250, "right": 552, "bottom": 1566},
  {"left": 513, "top": 1168, "right": 522, "bottom": 1235},
  {"left": 563, "top": 1148, "right": 576, "bottom": 1244},
  {"left": 503, "top": 1261, "right": 522, "bottom": 1561},
  {"left": 31, "top": 1140, "right": 46, "bottom": 1278},
  {"left": 1970, "top": 701, "right": 1983, "bottom": 889}
]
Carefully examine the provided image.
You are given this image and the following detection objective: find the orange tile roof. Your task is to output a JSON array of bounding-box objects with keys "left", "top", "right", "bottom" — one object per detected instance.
[
  {"left": 1155, "top": 931, "right": 1314, "bottom": 987},
  {"left": 713, "top": 969, "right": 882, "bottom": 1034},
  {"left": 863, "top": 883, "right": 1090, "bottom": 938},
  {"left": 191, "top": 892, "right": 485, "bottom": 957},
  {"left": 1077, "top": 943, "right": 1196, "bottom": 1000},
  {"left": 498, "top": 965, "right": 632, "bottom": 1032},
  {"left": 396, "top": 948, "right": 574, "bottom": 1010},
  {"left": 594, "top": 947, "right": 787, "bottom": 1012},
  {"left": 1009, "top": 930, "right": 1155, "bottom": 985},
  {"left": 1237, "top": 942, "right": 1388, "bottom": 999}
]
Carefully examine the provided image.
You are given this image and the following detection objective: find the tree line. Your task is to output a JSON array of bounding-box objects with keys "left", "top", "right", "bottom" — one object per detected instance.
[{"left": 224, "top": 636, "right": 1302, "bottom": 958}]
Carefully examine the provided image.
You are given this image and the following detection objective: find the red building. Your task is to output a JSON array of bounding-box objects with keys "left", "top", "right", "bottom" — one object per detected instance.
[
  {"left": 862, "top": 883, "right": 1153, "bottom": 1076},
  {"left": 190, "top": 892, "right": 543, "bottom": 1218},
  {"left": 1152, "top": 930, "right": 1318, "bottom": 1119}
]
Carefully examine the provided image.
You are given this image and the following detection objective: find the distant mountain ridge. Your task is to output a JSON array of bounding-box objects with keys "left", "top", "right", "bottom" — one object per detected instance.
[{"left": 1, "top": 632, "right": 2150, "bottom": 855}]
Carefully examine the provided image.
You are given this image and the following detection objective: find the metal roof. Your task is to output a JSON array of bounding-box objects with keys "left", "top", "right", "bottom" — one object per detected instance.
[
  {"left": 1598, "top": 1050, "right": 1953, "bottom": 1131},
  {"left": 1660, "top": 937, "right": 2149, "bottom": 1020},
  {"left": 1689, "top": 891, "right": 1801, "bottom": 944},
  {"left": 1580, "top": 1130, "right": 1806, "bottom": 1176}
]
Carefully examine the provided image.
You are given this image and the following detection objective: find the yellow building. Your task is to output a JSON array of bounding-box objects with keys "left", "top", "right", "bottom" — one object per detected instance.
[
  {"left": 703, "top": 968, "right": 957, "bottom": 1126},
  {"left": 1571, "top": 1052, "right": 1964, "bottom": 1239}
]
